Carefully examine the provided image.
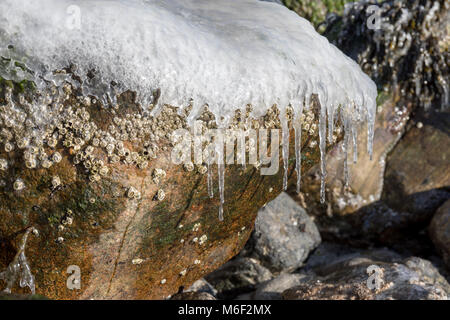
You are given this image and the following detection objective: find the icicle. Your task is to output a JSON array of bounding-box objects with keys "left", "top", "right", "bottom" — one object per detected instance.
[
  {"left": 207, "top": 162, "right": 213, "bottom": 198},
  {"left": 294, "top": 103, "right": 304, "bottom": 194},
  {"left": 327, "top": 104, "right": 335, "bottom": 144},
  {"left": 218, "top": 163, "right": 225, "bottom": 222},
  {"left": 438, "top": 77, "right": 449, "bottom": 109},
  {"left": 367, "top": 103, "right": 375, "bottom": 161},
  {"left": 216, "top": 130, "right": 225, "bottom": 221},
  {"left": 280, "top": 109, "right": 289, "bottom": 191},
  {"left": 318, "top": 99, "right": 327, "bottom": 204},
  {"left": 352, "top": 124, "right": 358, "bottom": 164},
  {"left": 343, "top": 124, "right": 350, "bottom": 187},
  {"left": 443, "top": 85, "right": 449, "bottom": 110},
  {"left": 0, "top": 227, "right": 36, "bottom": 295}
]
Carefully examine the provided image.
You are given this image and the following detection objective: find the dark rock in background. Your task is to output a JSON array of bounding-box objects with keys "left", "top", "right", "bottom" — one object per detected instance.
[
  {"left": 429, "top": 200, "right": 450, "bottom": 269},
  {"left": 382, "top": 110, "right": 450, "bottom": 218},
  {"left": 303, "top": 242, "right": 403, "bottom": 273},
  {"left": 287, "top": 0, "right": 449, "bottom": 257}
]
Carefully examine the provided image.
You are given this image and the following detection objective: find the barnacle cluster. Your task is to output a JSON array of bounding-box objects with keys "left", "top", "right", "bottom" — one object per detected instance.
[
  {"left": 152, "top": 168, "right": 167, "bottom": 184},
  {"left": 326, "top": 0, "right": 449, "bottom": 110},
  {"left": 0, "top": 71, "right": 329, "bottom": 203},
  {"left": 0, "top": 80, "right": 190, "bottom": 188}
]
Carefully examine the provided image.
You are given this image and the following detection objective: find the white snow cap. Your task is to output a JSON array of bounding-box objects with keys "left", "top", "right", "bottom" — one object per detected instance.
[{"left": 0, "top": 0, "right": 376, "bottom": 127}]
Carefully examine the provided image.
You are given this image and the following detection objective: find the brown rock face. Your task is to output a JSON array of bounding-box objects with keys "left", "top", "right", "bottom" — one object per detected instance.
[
  {"left": 429, "top": 200, "right": 450, "bottom": 269},
  {"left": 382, "top": 110, "right": 450, "bottom": 218},
  {"left": 0, "top": 84, "right": 329, "bottom": 299}
]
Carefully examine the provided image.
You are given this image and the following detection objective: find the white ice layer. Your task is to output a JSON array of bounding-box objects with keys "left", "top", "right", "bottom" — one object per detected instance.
[{"left": 0, "top": 0, "right": 377, "bottom": 218}]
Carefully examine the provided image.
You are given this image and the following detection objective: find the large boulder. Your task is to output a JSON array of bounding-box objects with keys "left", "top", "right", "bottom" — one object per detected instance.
[{"left": 0, "top": 83, "right": 331, "bottom": 299}]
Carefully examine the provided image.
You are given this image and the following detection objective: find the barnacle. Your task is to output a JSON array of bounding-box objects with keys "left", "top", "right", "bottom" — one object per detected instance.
[
  {"left": 52, "top": 152, "right": 62, "bottom": 163},
  {"left": 127, "top": 186, "right": 138, "bottom": 199},
  {"left": 153, "top": 168, "right": 166, "bottom": 184},
  {"left": 41, "top": 159, "right": 53, "bottom": 169},
  {"left": 198, "top": 165, "right": 207, "bottom": 175},
  {"left": 183, "top": 162, "right": 194, "bottom": 172},
  {"left": 199, "top": 234, "right": 208, "bottom": 245},
  {"left": 17, "top": 137, "right": 29, "bottom": 149},
  {"left": 51, "top": 176, "right": 61, "bottom": 188},
  {"left": 156, "top": 189, "right": 165, "bottom": 201},
  {"left": 13, "top": 178, "right": 25, "bottom": 191},
  {"left": 99, "top": 166, "right": 109, "bottom": 176},
  {"left": 0, "top": 158, "right": 8, "bottom": 171},
  {"left": 25, "top": 158, "right": 37, "bottom": 169},
  {"left": 4, "top": 142, "right": 14, "bottom": 152}
]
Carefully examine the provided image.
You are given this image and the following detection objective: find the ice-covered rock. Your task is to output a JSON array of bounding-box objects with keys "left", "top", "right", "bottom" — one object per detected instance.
[{"left": 0, "top": 0, "right": 377, "bottom": 207}]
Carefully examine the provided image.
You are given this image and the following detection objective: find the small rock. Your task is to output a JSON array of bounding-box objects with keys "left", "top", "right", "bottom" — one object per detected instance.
[
  {"left": 205, "top": 257, "right": 272, "bottom": 299},
  {"left": 186, "top": 278, "right": 217, "bottom": 297},
  {"left": 249, "top": 192, "right": 321, "bottom": 272},
  {"left": 253, "top": 273, "right": 312, "bottom": 300}
]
